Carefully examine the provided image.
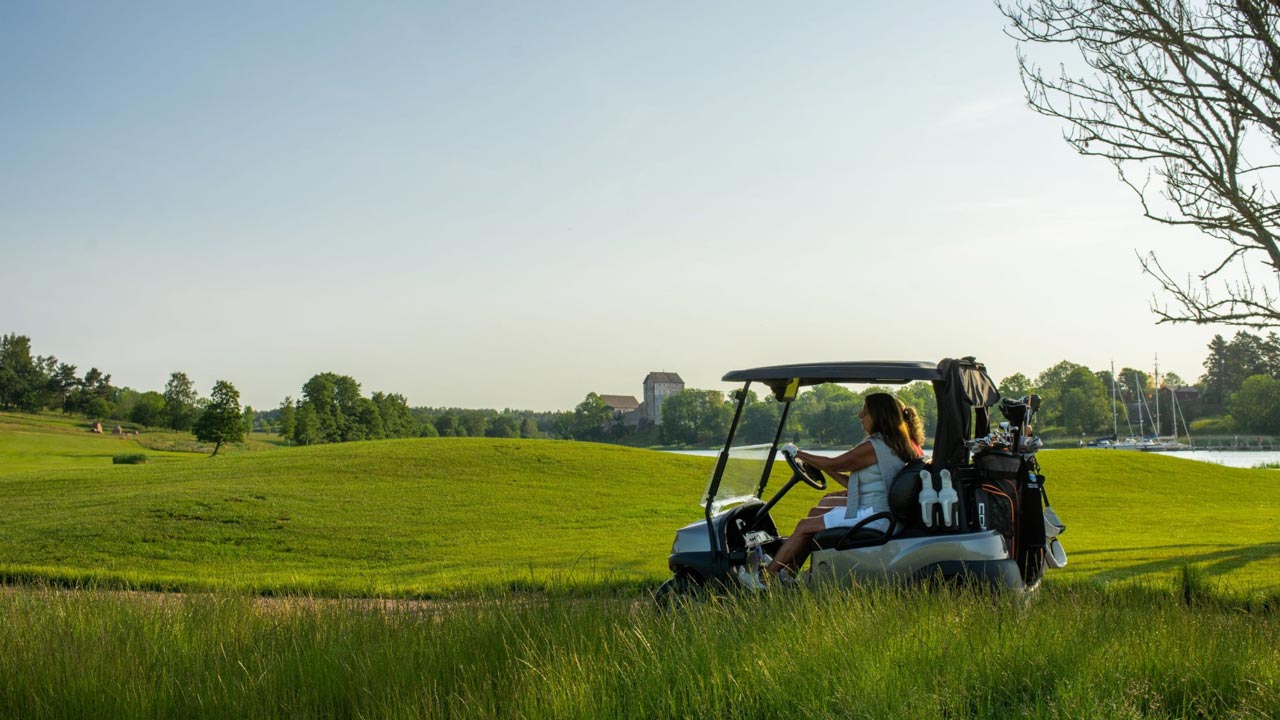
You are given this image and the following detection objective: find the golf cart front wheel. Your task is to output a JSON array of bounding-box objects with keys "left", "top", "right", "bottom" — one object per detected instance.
[{"left": 654, "top": 572, "right": 701, "bottom": 608}]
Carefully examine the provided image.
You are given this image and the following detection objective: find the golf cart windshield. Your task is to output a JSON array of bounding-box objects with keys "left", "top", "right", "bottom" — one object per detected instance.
[{"left": 700, "top": 443, "right": 774, "bottom": 512}]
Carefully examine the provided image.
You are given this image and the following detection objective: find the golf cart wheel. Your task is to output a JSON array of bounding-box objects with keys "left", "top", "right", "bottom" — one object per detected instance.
[{"left": 654, "top": 572, "right": 701, "bottom": 608}]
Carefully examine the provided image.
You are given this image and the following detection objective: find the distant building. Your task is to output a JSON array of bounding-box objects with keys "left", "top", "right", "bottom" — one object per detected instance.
[
  {"left": 599, "top": 395, "right": 640, "bottom": 418},
  {"left": 643, "top": 372, "right": 685, "bottom": 425}
]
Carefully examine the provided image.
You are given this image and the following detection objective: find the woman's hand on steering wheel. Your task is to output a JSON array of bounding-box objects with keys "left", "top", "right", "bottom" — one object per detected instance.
[{"left": 783, "top": 448, "right": 827, "bottom": 490}]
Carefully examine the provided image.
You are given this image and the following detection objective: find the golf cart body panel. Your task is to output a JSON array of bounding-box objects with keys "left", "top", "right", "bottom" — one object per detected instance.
[
  {"left": 808, "top": 531, "right": 1019, "bottom": 589},
  {"left": 669, "top": 502, "right": 781, "bottom": 587},
  {"left": 659, "top": 356, "right": 1064, "bottom": 601}
]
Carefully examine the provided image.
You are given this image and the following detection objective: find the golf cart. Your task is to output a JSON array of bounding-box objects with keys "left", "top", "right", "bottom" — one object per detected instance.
[{"left": 655, "top": 357, "right": 1068, "bottom": 602}]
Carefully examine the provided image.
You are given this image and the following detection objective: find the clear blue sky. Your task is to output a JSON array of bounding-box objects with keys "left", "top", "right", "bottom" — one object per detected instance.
[{"left": 1, "top": 2, "right": 1222, "bottom": 410}]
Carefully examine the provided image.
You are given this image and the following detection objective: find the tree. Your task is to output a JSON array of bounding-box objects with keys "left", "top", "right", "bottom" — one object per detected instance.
[
  {"left": 129, "top": 391, "right": 166, "bottom": 427},
  {"left": 660, "top": 390, "right": 730, "bottom": 446},
  {"left": 0, "top": 333, "right": 44, "bottom": 411},
  {"left": 1201, "top": 333, "right": 1231, "bottom": 403},
  {"left": 1230, "top": 374, "right": 1280, "bottom": 432},
  {"left": 739, "top": 396, "right": 783, "bottom": 445},
  {"left": 790, "top": 384, "right": 862, "bottom": 446},
  {"left": 278, "top": 396, "right": 296, "bottom": 440},
  {"left": 434, "top": 411, "right": 459, "bottom": 437},
  {"left": 163, "top": 372, "right": 198, "bottom": 431},
  {"left": 998, "top": 372, "right": 1035, "bottom": 400},
  {"left": 68, "top": 367, "right": 114, "bottom": 418},
  {"left": 559, "top": 393, "right": 613, "bottom": 441},
  {"left": 242, "top": 405, "right": 255, "bottom": 436},
  {"left": 1060, "top": 367, "right": 1112, "bottom": 435},
  {"left": 1003, "top": 0, "right": 1280, "bottom": 327},
  {"left": 193, "top": 380, "right": 245, "bottom": 456},
  {"left": 1118, "top": 367, "right": 1152, "bottom": 401},
  {"left": 519, "top": 417, "right": 540, "bottom": 439},
  {"left": 292, "top": 402, "right": 320, "bottom": 446},
  {"left": 486, "top": 415, "right": 520, "bottom": 438}
]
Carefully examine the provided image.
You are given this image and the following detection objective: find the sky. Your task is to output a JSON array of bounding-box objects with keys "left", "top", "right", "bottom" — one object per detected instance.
[{"left": 0, "top": 2, "right": 1231, "bottom": 411}]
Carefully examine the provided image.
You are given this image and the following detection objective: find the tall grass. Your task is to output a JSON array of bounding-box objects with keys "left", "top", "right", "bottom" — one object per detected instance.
[{"left": 0, "top": 582, "right": 1275, "bottom": 719}]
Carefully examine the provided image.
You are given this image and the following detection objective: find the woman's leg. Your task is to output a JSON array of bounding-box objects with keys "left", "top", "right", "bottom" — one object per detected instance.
[{"left": 767, "top": 515, "right": 827, "bottom": 574}]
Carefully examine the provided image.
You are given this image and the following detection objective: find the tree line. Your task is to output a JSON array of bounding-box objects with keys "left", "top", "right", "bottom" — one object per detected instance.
[
  {"left": 558, "top": 332, "right": 1280, "bottom": 446},
  {"left": 557, "top": 383, "right": 939, "bottom": 448},
  {"left": 11, "top": 328, "right": 1280, "bottom": 449}
]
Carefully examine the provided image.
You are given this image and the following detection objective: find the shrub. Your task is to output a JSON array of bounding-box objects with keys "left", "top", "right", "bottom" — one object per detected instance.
[
  {"left": 1191, "top": 415, "right": 1236, "bottom": 434},
  {"left": 112, "top": 453, "right": 147, "bottom": 465}
]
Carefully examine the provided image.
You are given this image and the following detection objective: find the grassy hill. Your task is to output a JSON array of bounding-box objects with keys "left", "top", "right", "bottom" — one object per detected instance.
[
  {"left": 2, "top": 414, "right": 1279, "bottom": 718},
  {"left": 1, "top": 412, "right": 1278, "bottom": 596}
]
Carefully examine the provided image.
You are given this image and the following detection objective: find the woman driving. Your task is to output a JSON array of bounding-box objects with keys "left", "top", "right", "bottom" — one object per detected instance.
[{"left": 764, "top": 393, "right": 924, "bottom": 579}]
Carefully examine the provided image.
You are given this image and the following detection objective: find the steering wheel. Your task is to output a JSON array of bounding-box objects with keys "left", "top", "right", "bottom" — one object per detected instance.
[{"left": 784, "top": 451, "right": 827, "bottom": 491}]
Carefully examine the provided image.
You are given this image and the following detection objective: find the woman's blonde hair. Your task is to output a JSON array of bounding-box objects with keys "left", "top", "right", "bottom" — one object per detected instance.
[
  {"left": 898, "top": 400, "right": 925, "bottom": 449},
  {"left": 863, "top": 393, "right": 921, "bottom": 462}
]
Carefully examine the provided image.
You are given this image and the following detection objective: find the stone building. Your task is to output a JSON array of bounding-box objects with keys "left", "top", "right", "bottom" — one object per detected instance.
[{"left": 642, "top": 371, "right": 684, "bottom": 425}]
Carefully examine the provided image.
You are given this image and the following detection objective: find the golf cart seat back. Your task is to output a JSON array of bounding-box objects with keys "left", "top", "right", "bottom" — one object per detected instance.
[{"left": 811, "top": 458, "right": 927, "bottom": 550}]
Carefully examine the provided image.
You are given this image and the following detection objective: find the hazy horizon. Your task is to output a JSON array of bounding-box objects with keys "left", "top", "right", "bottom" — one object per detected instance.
[{"left": 2, "top": 2, "right": 1227, "bottom": 411}]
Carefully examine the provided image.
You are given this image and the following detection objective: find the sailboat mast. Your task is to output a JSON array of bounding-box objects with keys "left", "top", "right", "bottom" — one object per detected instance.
[
  {"left": 1111, "top": 360, "right": 1119, "bottom": 441},
  {"left": 1134, "top": 371, "right": 1144, "bottom": 438},
  {"left": 1154, "top": 354, "right": 1162, "bottom": 437}
]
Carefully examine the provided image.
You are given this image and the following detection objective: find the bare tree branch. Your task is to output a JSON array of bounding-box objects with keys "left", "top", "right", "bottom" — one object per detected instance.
[{"left": 1001, "top": 0, "right": 1280, "bottom": 326}]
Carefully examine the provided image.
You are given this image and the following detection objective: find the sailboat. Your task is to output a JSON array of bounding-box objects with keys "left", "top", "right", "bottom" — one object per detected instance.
[{"left": 1096, "top": 359, "right": 1192, "bottom": 451}]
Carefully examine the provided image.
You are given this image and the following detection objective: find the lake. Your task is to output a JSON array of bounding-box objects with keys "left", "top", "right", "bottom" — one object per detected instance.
[{"left": 666, "top": 448, "right": 1280, "bottom": 469}]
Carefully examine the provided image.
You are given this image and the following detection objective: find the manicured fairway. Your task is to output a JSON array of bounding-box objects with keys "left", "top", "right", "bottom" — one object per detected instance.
[
  {"left": 1037, "top": 450, "right": 1280, "bottom": 594},
  {"left": 0, "top": 412, "right": 196, "bottom": 474},
  {"left": 1, "top": 418, "right": 1278, "bottom": 595}
]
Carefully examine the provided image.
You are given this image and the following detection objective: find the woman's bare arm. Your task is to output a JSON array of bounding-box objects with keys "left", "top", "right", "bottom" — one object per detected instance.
[{"left": 795, "top": 442, "right": 875, "bottom": 486}]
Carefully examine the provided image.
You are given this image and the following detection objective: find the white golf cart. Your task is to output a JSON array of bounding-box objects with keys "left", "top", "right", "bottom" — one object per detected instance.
[{"left": 655, "top": 357, "right": 1067, "bottom": 603}]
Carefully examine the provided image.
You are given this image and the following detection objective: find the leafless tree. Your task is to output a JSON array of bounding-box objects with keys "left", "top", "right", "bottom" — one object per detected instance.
[{"left": 1000, "top": 0, "right": 1280, "bottom": 327}]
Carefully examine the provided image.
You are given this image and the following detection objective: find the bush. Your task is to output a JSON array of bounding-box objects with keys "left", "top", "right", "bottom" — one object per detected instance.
[
  {"left": 1191, "top": 416, "right": 1237, "bottom": 434},
  {"left": 112, "top": 453, "right": 147, "bottom": 465}
]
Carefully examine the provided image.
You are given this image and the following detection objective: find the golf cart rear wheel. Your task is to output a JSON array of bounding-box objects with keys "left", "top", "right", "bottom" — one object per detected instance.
[{"left": 654, "top": 572, "right": 701, "bottom": 608}]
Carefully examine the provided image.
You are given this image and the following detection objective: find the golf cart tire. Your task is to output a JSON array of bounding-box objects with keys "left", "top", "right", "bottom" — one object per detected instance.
[{"left": 654, "top": 572, "right": 702, "bottom": 608}]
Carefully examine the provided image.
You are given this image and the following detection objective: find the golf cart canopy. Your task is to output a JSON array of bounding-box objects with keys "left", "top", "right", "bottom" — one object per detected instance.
[
  {"left": 722, "top": 361, "right": 941, "bottom": 397},
  {"left": 718, "top": 357, "right": 1000, "bottom": 468}
]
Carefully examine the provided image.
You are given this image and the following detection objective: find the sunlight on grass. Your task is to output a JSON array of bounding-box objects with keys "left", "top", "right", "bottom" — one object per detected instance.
[{"left": 0, "top": 583, "right": 1275, "bottom": 719}]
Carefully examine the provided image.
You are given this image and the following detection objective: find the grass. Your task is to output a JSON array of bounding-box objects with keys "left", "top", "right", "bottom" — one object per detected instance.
[
  {"left": 1039, "top": 451, "right": 1280, "bottom": 594},
  {"left": 0, "top": 411, "right": 197, "bottom": 474},
  {"left": 4, "top": 413, "right": 1280, "bottom": 717},
  {"left": 2, "top": 410, "right": 1279, "bottom": 596},
  {"left": 0, "top": 582, "right": 1275, "bottom": 719}
]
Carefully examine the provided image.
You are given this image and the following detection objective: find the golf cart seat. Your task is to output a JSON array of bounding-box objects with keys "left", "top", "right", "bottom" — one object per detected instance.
[{"left": 811, "top": 458, "right": 926, "bottom": 551}]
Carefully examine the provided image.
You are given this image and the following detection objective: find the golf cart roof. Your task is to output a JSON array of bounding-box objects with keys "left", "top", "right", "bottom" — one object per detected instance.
[{"left": 722, "top": 361, "right": 940, "bottom": 392}]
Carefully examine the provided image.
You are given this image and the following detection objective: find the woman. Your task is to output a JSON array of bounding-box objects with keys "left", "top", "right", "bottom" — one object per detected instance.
[{"left": 765, "top": 393, "right": 924, "bottom": 578}]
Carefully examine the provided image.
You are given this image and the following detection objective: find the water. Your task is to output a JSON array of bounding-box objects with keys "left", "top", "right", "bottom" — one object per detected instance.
[
  {"left": 666, "top": 448, "right": 1280, "bottom": 468},
  {"left": 1148, "top": 450, "right": 1280, "bottom": 468}
]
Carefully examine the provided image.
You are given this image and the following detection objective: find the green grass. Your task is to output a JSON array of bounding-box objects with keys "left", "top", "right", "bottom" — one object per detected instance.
[
  {"left": 3, "top": 410, "right": 1279, "bottom": 596},
  {"left": 4, "top": 413, "right": 1280, "bottom": 718},
  {"left": 0, "top": 436, "right": 724, "bottom": 596},
  {"left": 0, "top": 583, "right": 1275, "bottom": 719},
  {"left": 1039, "top": 451, "right": 1280, "bottom": 593},
  {"left": 0, "top": 411, "right": 197, "bottom": 473}
]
